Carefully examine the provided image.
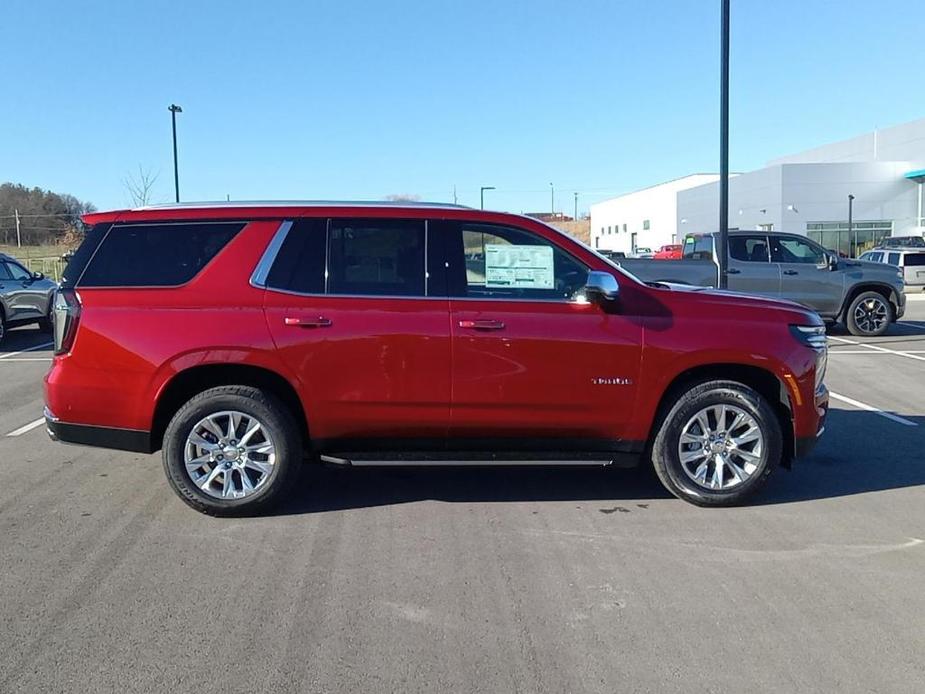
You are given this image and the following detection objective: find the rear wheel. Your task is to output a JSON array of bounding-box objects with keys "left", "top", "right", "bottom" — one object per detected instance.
[
  {"left": 651, "top": 380, "right": 781, "bottom": 507},
  {"left": 846, "top": 291, "right": 891, "bottom": 337},
  {"left": 163, "top": 385, "right": 301, "bottom": 516},
  {"left": 0, "top": 309, "right": 5, "bottom": 344}
]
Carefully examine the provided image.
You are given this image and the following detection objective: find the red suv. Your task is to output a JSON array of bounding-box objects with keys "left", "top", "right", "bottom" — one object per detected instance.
[{"left": 44, "top": 202, "right": 828, "bottom": 514}]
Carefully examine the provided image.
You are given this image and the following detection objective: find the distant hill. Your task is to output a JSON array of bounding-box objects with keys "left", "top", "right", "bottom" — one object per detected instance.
[{"left": 0, "top": 183, "right": 95, "bottom": 246}]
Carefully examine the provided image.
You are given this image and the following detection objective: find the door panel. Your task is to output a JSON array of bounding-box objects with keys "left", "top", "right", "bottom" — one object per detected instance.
[
  {"left": 450, "top": 299, "right": 642, "bottom": 443},
  {"left": 770, "top": 236, "right": 843, "bottom": 315},
  {"left": 264, "top": 295, "right": 451, "bottom": 444},
  {"left": 0, "top": 261, "right": 45, "bottom": 319},
  {"left": 726, "top": 235, "right": 781, "bottom": 298}
]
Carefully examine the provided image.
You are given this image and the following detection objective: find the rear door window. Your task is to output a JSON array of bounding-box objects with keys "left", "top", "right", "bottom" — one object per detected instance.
[
  {"left": 327, "top": 219, "right": 426, "bottom": 297},
  {"left": 78, "top": 222, "right": 244, "bottom": 287},
  {"left": 728, "top": 235, "right": 770, "bottom": 262},
  {"left": 887, "top": 252, "right": 901, "bottom": 266},
  {"left": 0, "top": 263, "right": 13, "bottom": 281}
]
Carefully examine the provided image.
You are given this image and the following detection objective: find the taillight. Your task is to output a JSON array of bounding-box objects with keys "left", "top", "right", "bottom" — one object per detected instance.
[{"left": 53, "top": 289, "right": 81, "bottom": 355}]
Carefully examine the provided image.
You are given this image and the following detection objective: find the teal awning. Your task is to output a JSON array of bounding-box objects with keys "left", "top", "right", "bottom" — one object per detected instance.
[{"left": 904, "top": 168, "right": 925, "bottom": 180}]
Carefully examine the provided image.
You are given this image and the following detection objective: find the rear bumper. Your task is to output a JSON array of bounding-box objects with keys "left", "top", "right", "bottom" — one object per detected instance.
[{"left": 45, "top": 407, "right": 152, "bottom": 454}]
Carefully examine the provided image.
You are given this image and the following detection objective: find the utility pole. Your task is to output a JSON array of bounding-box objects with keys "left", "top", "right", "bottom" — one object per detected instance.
[
  {"left": 717, "top": 0, "right": 730, "bottom": 289},
  {"left": 453, "top": 185, "right": 458, "bottom": 205},
  {"left": 480, "top": 186, "right": 495, "bottom": 210},
  {"left": 14, "top": 208, "right": 21, "bottom": 247},
  {"left": 168, "top": 104, "right": 183, "bottom": 202},
  {"left": 549, "top": 182, "right": 555, "bottom": 216},
  {"left": 573, "top": 192, "right": 578, "bottom": 221},
  {"left": 848, "top": 194, "right": 855, "bottom": 257}
]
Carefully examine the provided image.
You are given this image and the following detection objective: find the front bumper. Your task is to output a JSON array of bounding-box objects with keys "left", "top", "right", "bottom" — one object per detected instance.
[
  {"left": 794, "top": 386, "right": 828, "bottom": 459},
  {"left": 44, "top": 407, "right": 153, "bottom": 453}
]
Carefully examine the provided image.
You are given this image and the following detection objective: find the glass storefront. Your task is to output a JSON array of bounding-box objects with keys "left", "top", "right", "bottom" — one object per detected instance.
[{"left": 806, "top": 221, "right": 893, "bottom": 257}]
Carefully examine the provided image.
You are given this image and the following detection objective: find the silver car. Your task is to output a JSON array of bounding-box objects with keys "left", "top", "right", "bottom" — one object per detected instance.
[
  {"left": 859, "top": 247, "right": 925, "bottom": 288},
  {"left": 0, "top": 253, "right": 58, "bottom": 344}
]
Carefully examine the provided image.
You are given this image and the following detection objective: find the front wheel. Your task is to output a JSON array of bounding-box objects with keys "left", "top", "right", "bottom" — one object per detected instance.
[
  {"left": 651, "top": 380, "right": 781, "bottom": 507},
  {"left": 163, "top": 385, "right": 302, "bottom": 516},
  {"left": 846, "top": 291, "right": 892, "bottom": 337}
]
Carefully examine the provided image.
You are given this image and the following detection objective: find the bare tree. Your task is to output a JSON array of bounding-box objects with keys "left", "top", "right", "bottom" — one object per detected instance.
[
  {"left": 124, "top": 166, "right": 159, "bottom": 207},
  {"left": 385, "top": 193, "right": 422, "bottom": 202}
]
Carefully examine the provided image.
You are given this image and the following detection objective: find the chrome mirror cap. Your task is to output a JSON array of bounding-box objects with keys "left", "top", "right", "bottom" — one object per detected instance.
[{"left": 584, "top": 271, "right": 620, "bottom": 301}]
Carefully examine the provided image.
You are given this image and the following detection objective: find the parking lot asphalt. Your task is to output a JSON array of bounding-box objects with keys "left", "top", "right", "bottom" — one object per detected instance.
[{"left": 1, "top": 305, "right": 923, "bottom": 693}]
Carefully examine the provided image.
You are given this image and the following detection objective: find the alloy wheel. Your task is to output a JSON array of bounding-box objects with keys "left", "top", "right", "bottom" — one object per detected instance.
[
  {"left": 184, "top": 410, "right": 277, "bottom": 500},
  {"left": 853, "top": 297, "right": 888, "bottom": 335},
  {"left": 677, "top": 404, "right": 763, "bottom": 491}
]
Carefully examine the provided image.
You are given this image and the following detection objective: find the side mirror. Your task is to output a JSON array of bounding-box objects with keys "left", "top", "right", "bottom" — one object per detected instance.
[
  {"left": 583, "top": 271, "right": 620, "bottom": 304},
  {"left": 826, "top": 253, "right": 839, "bottom": 271},
  {"left": 32, "top": 271, "right": 45, "bottom": 281}
]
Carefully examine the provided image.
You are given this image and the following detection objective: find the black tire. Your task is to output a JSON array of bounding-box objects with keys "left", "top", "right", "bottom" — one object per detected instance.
[
  {"left": 38, "top": 305, "right": 53, "bottom": 333},
  {"left": 163, "top": 385, "right": 302, "bottom": 516},
  {"left": 0, "top": 308, "right": 6, "bottom": 345},
  {"left": 651, "top": 380, "right": 781, "bottom": 507},
  {"left": 846, "top": 291, "right": 892, "bottom": 337}
]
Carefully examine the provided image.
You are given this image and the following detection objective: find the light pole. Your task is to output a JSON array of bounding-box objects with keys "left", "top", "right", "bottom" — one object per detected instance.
[
  {"left": 168, "top": 104, "right": 183, "bottom": 203},
  {"left": 717, "top": 0, "right": 730, "bottom": 289},
  {"left": 848, "top": 194, "right": 855, "bottom": 257},
  {"left": 549, "top": 182, "right": 555, "bottom": 216},
  {"left": 480, "top": 186, "right": 495, "bottom": 210},
  {"left": 573, "top": 192, "right": 578, "bottom": 221}
]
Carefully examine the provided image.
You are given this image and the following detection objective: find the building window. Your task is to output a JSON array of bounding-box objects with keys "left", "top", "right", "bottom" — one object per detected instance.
[
  {"left": 642, "top": 219, "right": 650, "bottom": 231},
  {"left": 608, "top": 226, "right": 612, "bottom": 234},
  {"left": 805, "top": 220, "right": 893, "bottom": 257},
  {"left": 622, "top": 224, "right": 627, "bottom": 233}
]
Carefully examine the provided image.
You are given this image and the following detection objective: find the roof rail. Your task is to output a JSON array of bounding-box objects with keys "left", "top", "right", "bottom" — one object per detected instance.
[{"left": 133, "top": 200, "right": 472, "bottom": 211}]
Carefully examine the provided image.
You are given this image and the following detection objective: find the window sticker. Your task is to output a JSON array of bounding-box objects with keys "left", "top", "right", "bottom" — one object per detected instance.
[{"left": 484, "top": 244, "right": 554, "bottom": 289}]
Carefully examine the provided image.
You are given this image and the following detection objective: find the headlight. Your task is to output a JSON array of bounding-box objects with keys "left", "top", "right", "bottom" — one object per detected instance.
[{"left": 789, "top": 324, "right": 827, "bottom": 349}]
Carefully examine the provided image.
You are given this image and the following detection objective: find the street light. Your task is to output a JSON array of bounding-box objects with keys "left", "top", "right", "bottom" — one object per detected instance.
[
  {"left": 848, "top": 194, "right": 855, "bottom": 257},
  {"left": 573, "top": 192, "right": 578, "bottom": 221},
  {"left": 717, "top": 0, "right": 730, "bottom": 289},
  {"left": 168, "top": 104, "right": 183, "bottom": 203},
  {"left": 480, "top": 186, "right": 495, "bottom": 210},
  {"left": 549, "top": 182, "right": 555, "bottom": 216}
]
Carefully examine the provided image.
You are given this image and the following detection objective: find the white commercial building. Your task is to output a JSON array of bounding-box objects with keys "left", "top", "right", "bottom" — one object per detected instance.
[
  {"left": 590, "top": 174, "right": 721, "bottom": 255},
  {"left": 591, "top": 117, "right": 925, "bottom": 257}
]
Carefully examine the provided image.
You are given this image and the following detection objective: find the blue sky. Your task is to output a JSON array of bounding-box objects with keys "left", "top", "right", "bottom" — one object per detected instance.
[{"left": 4, "top": 0, "right": 923, "bottom": 214}]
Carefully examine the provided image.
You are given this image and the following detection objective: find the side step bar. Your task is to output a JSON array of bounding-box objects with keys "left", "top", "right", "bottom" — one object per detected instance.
[{"left": 320, "top": 455, "right": 617, "bottom": 467}]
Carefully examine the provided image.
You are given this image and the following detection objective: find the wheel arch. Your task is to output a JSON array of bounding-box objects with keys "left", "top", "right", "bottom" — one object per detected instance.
[
  {"left": 647, "top": 363, "right": 796, "bottom": 468},
  {"left": 838, "top": 283, "right": 899, "bottom": 322},
  {"left": 150, "top": 363, "right": 309, "bottom": 453}
]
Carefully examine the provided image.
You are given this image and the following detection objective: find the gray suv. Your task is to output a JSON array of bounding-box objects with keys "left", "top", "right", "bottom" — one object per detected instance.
[
  {"left": 0, "top": 253, "right": 57, "bottom": 344},
  {"left": 614, "top": 231, "right": 906, "bottom": 337}
]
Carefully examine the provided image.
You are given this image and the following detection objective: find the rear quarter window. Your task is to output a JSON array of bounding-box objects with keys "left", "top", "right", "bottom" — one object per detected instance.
[
  {"left": 77, "top": 222, "right": 244, "bottom": 287},
  {"left": 904, "top": 253, "right": 925, "bottom": 266}
]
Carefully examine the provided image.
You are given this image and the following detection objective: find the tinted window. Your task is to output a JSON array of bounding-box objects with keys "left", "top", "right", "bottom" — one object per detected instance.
[
  {"left": 0, "top": 263, "right": 12, "bottom": 281},
  {"left": 869, "top": 252, "right": 883, "bottom": 262},
  {"left": 6, "top": 262, "right": 31, "bottom": 281},
  {"left": 888, "top": 252, "right": 900, "bottom": 266},
  {"left": 61, "top": 223, "right": 110, "bottom": 288},
  {"left": 79, "top": 222, "right": 243, "bottom": 287},
  {"left": 327, "top": 219, "right": 425, "bottom": 297},
  {"left": 265, "top": 218, "right": 327, "bottom": 294},
  {"left": 684, "top": 235, "right": 713, "bottom": 260},
  {"left": 905, "top": 253, "right": 925, "bottom": 266},
  {"left": 770, "top": 236, "right": 824, "bottom": 264},
  {"left": 729, "top": 235, "right": 769, "bottom": 262},
  {"left": 453, "top": 223, "right": 588, "bottom": 301}
]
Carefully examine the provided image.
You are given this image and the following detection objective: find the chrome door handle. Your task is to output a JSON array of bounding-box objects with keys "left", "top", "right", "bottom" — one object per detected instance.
[
  {"left": 783, "top": 270, "right": 798, "bottom": 275},
  {"left": 284, "top": 316, "right": 333, "bottom": 328},
  {"left": 458, "top": 319, "right": 505, "bottom": 331},
  {"left": 726, "top": 268, "right": 741, "bottom": 274}
]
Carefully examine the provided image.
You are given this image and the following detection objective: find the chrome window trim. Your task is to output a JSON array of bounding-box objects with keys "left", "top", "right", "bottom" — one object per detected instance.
[
  {"left": 250, "top": 220, "right": 293, "bottom": 288},
  {"left": 261, "top": 285, "right": 582, "bottom": 305}
]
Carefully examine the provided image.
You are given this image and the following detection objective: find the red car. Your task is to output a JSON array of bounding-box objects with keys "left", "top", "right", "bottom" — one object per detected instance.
[
  {"left": 45, "top": 202, "right": 828, "bottom": 515},
  {"left": 654, "top": 244, "right": 682, "bottom": 260}
]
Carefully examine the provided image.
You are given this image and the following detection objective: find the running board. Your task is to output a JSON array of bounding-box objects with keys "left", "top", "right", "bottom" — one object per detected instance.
[{"left": 320, "top": 455, "right": 617, "bottom": 467}]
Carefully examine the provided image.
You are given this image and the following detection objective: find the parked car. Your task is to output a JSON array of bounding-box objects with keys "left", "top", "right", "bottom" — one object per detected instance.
[
  {"left": 45, "top": 202, "right": 828, "bottom": 514},
  {"left": 0, "top": 253, "right": 57, "bottom": 344},
  {"left": 614, "top": 231, "right": 906, "bottom": 337},
  {"left": 859, "top": 248, "right": 925, "bottom": 289},
  {"left": 653, "top": 244, "right": 682, "bottom": 260},
  {"left": 599, "top": 249, "right": 626, "bottom": 260},
  {"left": 632, "top": 247, "right": 654, "bottom": 258},
  {"left": 876, "top": 236, "right": 925, "bottom": 249}
]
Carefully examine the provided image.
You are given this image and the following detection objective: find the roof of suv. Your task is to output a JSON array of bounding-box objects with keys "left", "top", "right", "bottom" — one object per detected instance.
[{"left": 79, "top": 200, "right": 543, "bottom": 227}]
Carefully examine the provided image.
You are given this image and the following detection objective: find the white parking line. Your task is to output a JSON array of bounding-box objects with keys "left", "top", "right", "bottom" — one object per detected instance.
[
  {"left": 5, "top": 418, "right": 46, "bottom": 437},
  {"left": 0, "top": 357, "right": 53, "bottom": 362},
  {"left": 828, "top": 336, "right": 925, "bottom": 362},
  {"left": 0, "top": 342, "right": 54, "bottom": 360},
  {"left": 829, "top": 350, "right": 925, "bottom": 355},
  {"left": 829, "top": 392, "right": 918, "bottom": 427}
]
